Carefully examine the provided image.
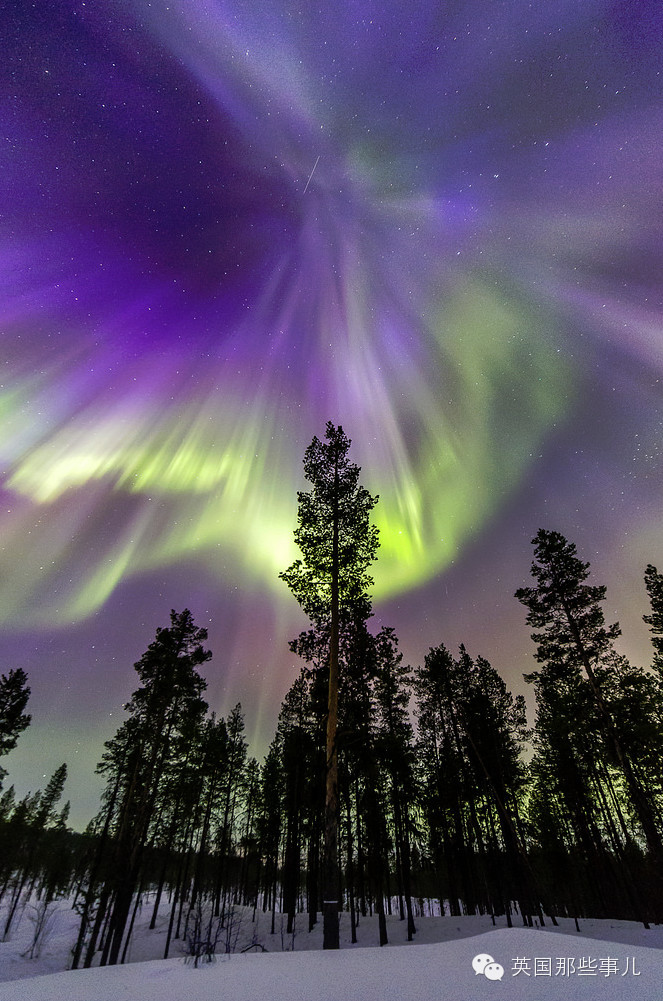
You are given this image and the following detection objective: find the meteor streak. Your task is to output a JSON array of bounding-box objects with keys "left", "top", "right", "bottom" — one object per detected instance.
[{"left": 302, "top": 155, "right": 320, "bottom": 194}]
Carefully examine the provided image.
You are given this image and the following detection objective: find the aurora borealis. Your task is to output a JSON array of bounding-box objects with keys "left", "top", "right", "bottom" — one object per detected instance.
[{"left": 2, "top": 1, "right": 663, "bottom": 826}]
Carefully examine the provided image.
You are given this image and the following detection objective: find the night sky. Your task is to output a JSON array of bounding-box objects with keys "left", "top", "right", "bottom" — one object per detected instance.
[{"left": 2, "top": 0, "right": 662, "bottom": 829}]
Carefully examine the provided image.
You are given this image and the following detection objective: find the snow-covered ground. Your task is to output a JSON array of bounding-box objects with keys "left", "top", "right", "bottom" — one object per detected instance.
[{"left": 1, "top": 900, "right": 662, "bottom": 1000}]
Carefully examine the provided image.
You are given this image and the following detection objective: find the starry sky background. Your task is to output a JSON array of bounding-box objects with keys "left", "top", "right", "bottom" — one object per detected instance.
[{"left": 2, "top": 0, "right": 662, "bottom": 828}]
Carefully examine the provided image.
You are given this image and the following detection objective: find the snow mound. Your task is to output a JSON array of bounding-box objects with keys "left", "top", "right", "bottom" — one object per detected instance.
[{"left": 2, "top": 927, "right": 661, "bottom": 1001}]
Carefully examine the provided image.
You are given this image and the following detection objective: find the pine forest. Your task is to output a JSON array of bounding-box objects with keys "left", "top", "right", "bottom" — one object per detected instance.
[{"left": 1, "top": 423, "right": 663, "bottom": 967}]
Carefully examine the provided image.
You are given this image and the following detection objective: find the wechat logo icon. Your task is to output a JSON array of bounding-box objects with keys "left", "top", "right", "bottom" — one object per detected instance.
[{"left": 472, "top": 953, "right": 504, "bottom": 981}]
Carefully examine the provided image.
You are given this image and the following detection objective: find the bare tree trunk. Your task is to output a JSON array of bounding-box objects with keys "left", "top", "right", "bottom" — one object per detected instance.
[
  {"left": 322, "top": 616, "right": 340, "bottom": 948},
  {"left": 323, "top": 456, "right": 340, "bottom": 950}
]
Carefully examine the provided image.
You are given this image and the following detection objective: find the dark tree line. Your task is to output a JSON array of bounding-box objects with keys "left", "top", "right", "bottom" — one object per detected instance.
[{"left": 2, "top": 426, "right": 663, "bottom": 964}]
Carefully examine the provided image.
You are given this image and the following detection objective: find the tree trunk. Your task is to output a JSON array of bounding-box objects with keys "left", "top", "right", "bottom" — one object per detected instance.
[{"left": 323, "top": 457, "right": 340, "bottom": 950}]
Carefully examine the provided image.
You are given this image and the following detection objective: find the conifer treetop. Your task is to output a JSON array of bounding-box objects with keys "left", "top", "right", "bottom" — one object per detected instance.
[{"left": 280, "top": 422, "right": 379, "bottom": 624}]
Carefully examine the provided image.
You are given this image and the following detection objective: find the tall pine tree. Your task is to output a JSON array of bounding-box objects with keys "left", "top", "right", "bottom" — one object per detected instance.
[
  {"left": 280, "top": 423, "right": 379, "bottom": 949},
  {"left": 516, "top": 530, "right": 663, "bottom": 890},
  {"left": 81, "top": 609, "right": 210, "bottom": 966}
]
